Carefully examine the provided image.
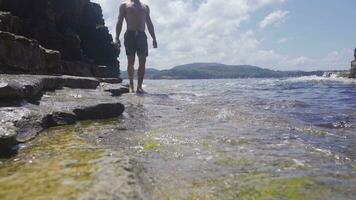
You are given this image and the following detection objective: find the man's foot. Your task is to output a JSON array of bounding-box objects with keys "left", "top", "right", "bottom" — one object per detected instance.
[
  {"left": 136, "top": 88, "right": 146, "bottom": 94},
  {"left": 129, "top": 85, "right": 135, "bottom": 93}
]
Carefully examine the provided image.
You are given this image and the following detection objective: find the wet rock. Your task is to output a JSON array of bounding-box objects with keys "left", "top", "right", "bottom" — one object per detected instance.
[
  {"left": 49, "top": 111, "right": 78, "bottom": 126},
  {"left": 78, "top": 151, "right": 144, "bottom": 200},
  {"left": 0, "top": 121, "right": 17, "bottom": 149},
  {"left": 101, "top": 83, "right": 129, "bottom": 96},
  {"left": 58, "top": 75, "right": 99, "bottom": 89},
  {"left": 0, "top": 84, "right": 127, "bottom": 149},
  {"left": 14, "top": 111, "right": 47, "bottom": 142},
  {"left": 0, "top": 81, "right": 25, "bottom": 99},
  {"left": 97, "top": 77, "right": 123, "bottom": 84},
  {"left": 74, "top": 103, "right": 125, "bottom": 120},
  {"left": 0, "top": 107, "right": 36, "bottom": 146},
  {"left": 0, "top": 31, "right": 61, "bottom": 74},
  {"left": 0, "top": 74, "right": 99, "bottom": 100}
]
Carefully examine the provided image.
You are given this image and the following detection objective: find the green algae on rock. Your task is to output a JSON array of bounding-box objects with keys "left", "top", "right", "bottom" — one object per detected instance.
[
  {"left": 0, "top": 122, "right": 144, "bottom": 200},
  {"left": 0, "top": 125, "right": 103, "bottom": 199}
]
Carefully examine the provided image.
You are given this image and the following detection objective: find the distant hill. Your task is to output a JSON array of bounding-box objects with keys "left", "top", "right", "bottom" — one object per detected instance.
[{"left": 121, "top": 63, "right": 324, "bottom": 79}]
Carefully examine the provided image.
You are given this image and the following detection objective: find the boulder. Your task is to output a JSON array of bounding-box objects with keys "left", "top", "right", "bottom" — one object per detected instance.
[
  {"left": 73, "top": 103, "right": 125, "bottom": 120},
  {"left": 0, "top": 31, "right": 61, "bottom": 74}
]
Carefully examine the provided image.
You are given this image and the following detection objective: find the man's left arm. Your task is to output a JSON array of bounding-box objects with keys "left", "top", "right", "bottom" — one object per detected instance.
[{"left": 146, "top": 6, "right": 157, "bottom": 48}]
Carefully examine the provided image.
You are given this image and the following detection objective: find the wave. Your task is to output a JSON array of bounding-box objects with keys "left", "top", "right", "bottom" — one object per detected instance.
[
  {"left": 317, "top": 121, "right": 356, "bottom": 129},
  {"left": 285, "top": 75, "right": 356, "bottom": 84}
]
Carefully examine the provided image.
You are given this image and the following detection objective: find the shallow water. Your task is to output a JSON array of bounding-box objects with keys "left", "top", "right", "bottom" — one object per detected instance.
[
  {"left": 119, "top": 77, "right": 356, "bottom": 199},
  {"left": 1, "top": 76, "right": 356, "bottom": 199}
]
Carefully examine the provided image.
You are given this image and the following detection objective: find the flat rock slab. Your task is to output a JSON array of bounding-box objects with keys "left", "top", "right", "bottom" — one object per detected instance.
[
  {"left": 0, "top": 74, "right": 100, "bottom": 100},
  {"left": 0, "top": 78, "right": 129, "bottom": 150},
  {"left": 100, "top": 82, "right": 130, "bottom": 96},
  {"left": 96, "top": 77, "right": 123, "bottom": 84}
]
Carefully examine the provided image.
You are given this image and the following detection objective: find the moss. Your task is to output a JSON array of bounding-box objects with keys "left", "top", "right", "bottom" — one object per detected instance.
[
  {"left": 214, "top": 156, "right": 255, "bottom": 167},
  {"left": 168, "top": 170, "right": 339, "bottom": 200},
  {"left": 138, "top": 128, "right": 166, "bottom": 151},
  {"left": 201, "top": 173, "right": 331, "bottom": 200},
  {"left": 296, "top": 127, "right": 328, "bottom": 136},
  {"left": 0, "top": 125, "right": 103, "bottom": 199},
  {"left": 237, "top": 176, "right": 325, "bottom": 200},
  {"left": 143, "top": 141, "right": 160, "bottom": 150},
  {"left": 271, "top": 159, "right": 305, "bottom": 169},
  {"left": 350, "top": 162, "right": 356, "bottom": 169},
  {"left": 184, "top": 194, "right": 215, "bottom": 200},
  {"left": 78, "top": 118, "right": 120, "bottom": 128},
  {"left": 202, "top": 142, "right": 213, "bottom": 150}
]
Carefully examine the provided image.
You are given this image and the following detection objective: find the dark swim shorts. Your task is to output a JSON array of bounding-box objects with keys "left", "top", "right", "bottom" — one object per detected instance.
[{"left": 124, "top": 31, "right": 148, "bottom": 57}]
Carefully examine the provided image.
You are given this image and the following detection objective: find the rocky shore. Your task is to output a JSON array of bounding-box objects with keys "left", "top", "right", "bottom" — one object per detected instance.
[
  {"left": 351, "top": 48, "right": 356, "bottom": 78},
  {"left": 323, "top": 48, "right": 356, "bottom": 79},
  {"left": 0, "top": 0, "right": 128, "bottom": 150}
]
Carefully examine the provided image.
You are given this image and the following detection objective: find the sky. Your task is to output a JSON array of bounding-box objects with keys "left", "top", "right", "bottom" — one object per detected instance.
[{"left": 92, "top": 0, "right": 356, "bottom": 71}]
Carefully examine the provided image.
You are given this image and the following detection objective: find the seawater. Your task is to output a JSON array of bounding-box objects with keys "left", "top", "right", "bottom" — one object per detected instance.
[
  {"left": 0, "top": 76, "right": 355, "bottom": 199},
  {"left": 120, "top": 76, "right": 356, "bottom": 199}
]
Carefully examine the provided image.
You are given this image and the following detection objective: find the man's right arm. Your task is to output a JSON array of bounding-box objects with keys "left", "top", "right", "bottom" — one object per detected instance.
[{"left": 115, "top": 4, "right": 126, "bottom": 47}]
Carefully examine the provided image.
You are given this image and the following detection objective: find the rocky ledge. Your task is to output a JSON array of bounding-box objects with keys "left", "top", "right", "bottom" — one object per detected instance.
[
  {"left": 0, "top": 74, "right": 129, "bottom": 150},
  {"left": 0, "top": 0, "right": 130, "bottom": 151}
]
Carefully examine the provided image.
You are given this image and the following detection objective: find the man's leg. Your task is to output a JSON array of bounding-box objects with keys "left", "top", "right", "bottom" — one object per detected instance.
[
  {"left": 137, "top": 55, "right": 146, "bottom": 93},
  {"left": 127, "top": 55, "right": 135, "bottom": 93}
]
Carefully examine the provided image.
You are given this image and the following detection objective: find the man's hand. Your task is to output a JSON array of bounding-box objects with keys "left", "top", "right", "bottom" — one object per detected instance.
[
  {"left": 153, "top": 40, "right": 157, "bottom": 48},
  {"left": 115, "top": 38, "right": 121, "bottom": 49}
]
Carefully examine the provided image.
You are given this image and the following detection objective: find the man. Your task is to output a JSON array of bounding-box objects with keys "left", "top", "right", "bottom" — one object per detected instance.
[{"left": 115, "top": 0, "right": 157, "bottom": 93}]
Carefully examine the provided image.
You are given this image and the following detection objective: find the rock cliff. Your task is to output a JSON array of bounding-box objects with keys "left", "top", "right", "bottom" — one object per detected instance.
[
  {"left": 0, "top": 1, "right": 128, "bottom": 150},
  {"left": 0, "top": 0, "right": 119, "bottom": 78},
  {"left": 351, "top": 48, "right": 356, "bottom": 78}
]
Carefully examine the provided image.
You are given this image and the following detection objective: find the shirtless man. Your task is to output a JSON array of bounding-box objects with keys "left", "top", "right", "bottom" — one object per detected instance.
[{"left": 115, "top": 0, "right": 157, "bottom": 93}]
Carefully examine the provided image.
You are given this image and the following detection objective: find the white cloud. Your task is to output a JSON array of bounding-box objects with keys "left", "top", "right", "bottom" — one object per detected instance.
[
  {"left": 91, "top": 0, "right": 351, "bottom": 71},
  {"left": 259, "top": 10, "right": 289, "bottom": 29},
  {"left": 277, "top": 37, "right": 289, "bottom": 44}
]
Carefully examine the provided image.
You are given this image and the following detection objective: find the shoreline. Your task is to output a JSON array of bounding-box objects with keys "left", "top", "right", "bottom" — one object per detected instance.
[{"left": 0, "top": 74, "right": 129, "bottom": 151}]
